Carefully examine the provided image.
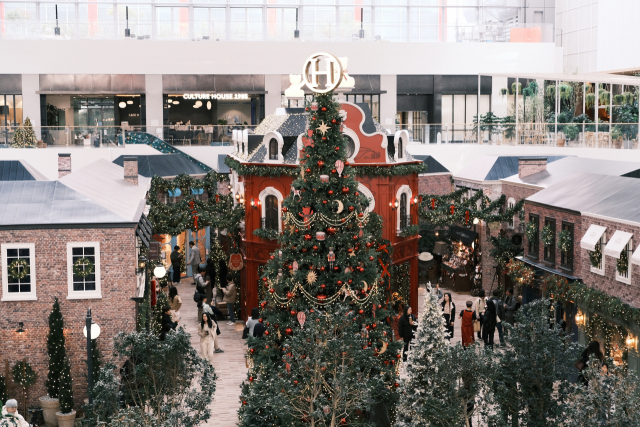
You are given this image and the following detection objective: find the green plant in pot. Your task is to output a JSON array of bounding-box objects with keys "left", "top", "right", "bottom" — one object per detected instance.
[
  {"left": 511, "top": 82, "right": 522, "bottom": 95},
  {"left": 500, "top": 88, "right": 508, "bottom": 97},
  {"left": 502, "top": 115, "right": 516, "bottom": 142},
  {"left": 586, "top": 93, "right": 596, "bottom": 109},
  {"left": 563, "top": 124, "right": 579, "bottom": 141},
  {"left": 614, "top": 94, "right": 625, "bottom": 105}
]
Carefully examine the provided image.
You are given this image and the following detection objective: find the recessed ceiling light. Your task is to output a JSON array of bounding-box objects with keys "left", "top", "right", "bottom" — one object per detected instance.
[
  {"left": 119, "top": 102, "right": 126, "bottom": 108},
  {"left": 127, "top": 100, "right": 133, "bottom": 104}
]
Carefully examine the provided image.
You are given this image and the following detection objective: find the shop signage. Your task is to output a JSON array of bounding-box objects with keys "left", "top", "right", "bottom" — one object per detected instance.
[
  {"left": 229, "top": 253, "right": 244, "bottom": 271},
  {"left": 302, "top": 52, "right": 343, "bottom": 94},
  {"left": 182, "top": 93, "right": 249, "bottom": 100}
]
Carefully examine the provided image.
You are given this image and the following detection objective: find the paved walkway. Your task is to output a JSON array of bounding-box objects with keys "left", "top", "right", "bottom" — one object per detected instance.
[{"left": 173, "top": 278, "right": 247, "bottom": 427}]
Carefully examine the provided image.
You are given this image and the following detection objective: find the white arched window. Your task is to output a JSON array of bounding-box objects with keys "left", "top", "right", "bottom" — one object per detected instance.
[
  {"left": 259, "top": 187, "right": 283, "bottom": 232},
  {"left": 263, "top": 131, "right": 284, "bottom": 163},
  {"left": 269, "top": 139, "right": 278, "bottom": 160},
  {"left": 507, "top": 197, "right": 516, "bottom": 229},
  {"left": 395, "top": 184, "right": 413, "bottom": 232},
  {"left": 393, "top": 130, "right": 410, "bottom": 162},
  {"left": 357, "top": 183, "right": 375, "bottom": 213},
  {"left": 341, "top": 127, "right": 360, "bottom": 162}
]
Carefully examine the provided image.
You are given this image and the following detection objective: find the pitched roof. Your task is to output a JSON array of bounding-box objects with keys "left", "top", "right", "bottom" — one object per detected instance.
[
  {"left": 0, "top": 160, "right": 48, "bottom": 181},
  {"left": 59, "top": 159, "right": 150, "bottom": 222},
  {"left": 0, "top": 181, "right": 129, "bottom": 226},
  {"left": 411, "top": 155, "right": 450, "bottom": 174},
  {"left": 526, "top": 173, "right": 640, "bottom": 224},
  {"left": 112, "top": 154, "right": 207, "bottom": 178},
  {"left": 502, "top": 157, "right": 640, "bottom": 188},
  {"left": 455, "top": 155, "right": 568, "bottom": 181}
]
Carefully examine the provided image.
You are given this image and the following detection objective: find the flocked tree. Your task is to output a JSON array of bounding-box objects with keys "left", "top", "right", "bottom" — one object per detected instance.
[
  {"left": 83, "top": 329, "right": 217, "bottom": 427},
  {"left": 489, "top": 299, "right": 582, "bottom": 427},
  {"left": 45, "top": 297, "right": 74, "bottom": 414},
  {"left": 238, "top": 92, "right": 402, "bottom": 426},
  {"left": 562, "top": 360, "right": 640, "bottom": 426}
]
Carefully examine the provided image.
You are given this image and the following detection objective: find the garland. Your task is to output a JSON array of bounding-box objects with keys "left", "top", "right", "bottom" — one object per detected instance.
[
  {"left": 540, "top": 225, "right": 554, "bottom": 247},
  {"left": 544, "top": 275, "right": 640, "bottom": 326},
  {"left": 589, "top": 243, "right": 602, "bottom": 268},
  {"left": 557, "top": 229, "right": 572, "bottom": 253},
  {"left": 586, "top": 313, "right": 628, "bottom": 362},
  {"left": 505, "top": 259, "right": 535, "bottom": 289},
  {"left": 11, "top": 360, "right": 37, "bottom": 388},
  {"left": 253, "top": 228, "right": 280, "bottom": 241},
  {"left": 266, "top": 277, "right": 380, "bottom": 308},
  {"left": 73, "top": 257, "right": 94, "bottom": 278},
  {"left": 525, "top": 222, "right": 537, "bottom": 242},
  {"left": 398, "top": 224, "right": 420, "bottom": 238},
  {"left": 8, "top": 259, "right": 29, "bottom": 280},
  {"left": 418, "top": 189, "right": 524, "bottom": 227},
  {"left": 225, "top": 156, "right": 427, "bottom": 178},
  {"left": 617, "top": 250, "right": 629, "bottom": 275}
]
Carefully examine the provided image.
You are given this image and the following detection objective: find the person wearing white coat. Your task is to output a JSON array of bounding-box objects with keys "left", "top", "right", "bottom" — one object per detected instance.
[
  {"left": 1, "top": 399, "right": 29, "bottom": 427},
  {"left": 198, "top": 313, "right": 223, "bottom": 363}
]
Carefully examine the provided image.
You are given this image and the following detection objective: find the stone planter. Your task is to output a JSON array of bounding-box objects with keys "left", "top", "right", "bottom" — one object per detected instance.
[
  {"left": 56, "top": 410, "right": 76, "bottom": 427},
  {"left": 614, "top": 139, "right": 623, "bottom": 149},
  {"left": 556, "top": 139, "right": 566, "bottom": 147},
  {"left": 40, "top": 396, "right": 60, "bottom": 427}
]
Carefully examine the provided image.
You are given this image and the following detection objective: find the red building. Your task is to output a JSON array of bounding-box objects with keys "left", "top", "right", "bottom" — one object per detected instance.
[{"left": 228, "top": 102, "right": 422, "bottom": 319}]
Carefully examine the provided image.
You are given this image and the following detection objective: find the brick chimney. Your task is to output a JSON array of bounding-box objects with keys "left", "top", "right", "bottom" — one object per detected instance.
[
  {"left": 58, "top": 153, "right": 71, "bottom": 178},
  {"left": 123, "top": 156, "right": 138, "bottom": 186},
  {"left": 518, "top": 157, "right": 547, "bottom": 179}
]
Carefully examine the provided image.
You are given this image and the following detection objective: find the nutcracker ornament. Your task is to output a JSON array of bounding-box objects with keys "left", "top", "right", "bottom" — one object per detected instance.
[{"left": 328, "top": 247, "right": 336, "bottom": 269}]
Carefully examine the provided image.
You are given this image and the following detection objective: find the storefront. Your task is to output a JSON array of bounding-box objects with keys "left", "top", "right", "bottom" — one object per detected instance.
[
  {"left": 441, "top": 225, "right": 479, "bottom": 292},
  {"left": 0, "top": 94, "right": 23, "bottom": 145},
  {"left": 43, "top": 94, "right": 144, "bottom": 146}
]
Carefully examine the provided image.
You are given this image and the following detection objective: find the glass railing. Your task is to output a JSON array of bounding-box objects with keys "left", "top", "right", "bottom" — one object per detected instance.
[
  {"left": 0, "top": 20, "right": 553, "bottom": 43},
  {"left": 2, "top": 122, "right": 636, "bottom": 150}
]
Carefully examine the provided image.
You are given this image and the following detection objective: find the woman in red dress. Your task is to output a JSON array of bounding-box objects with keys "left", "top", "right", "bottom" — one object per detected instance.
[{"left": 459, "top": 300, "right": 477, "bottom": 347}]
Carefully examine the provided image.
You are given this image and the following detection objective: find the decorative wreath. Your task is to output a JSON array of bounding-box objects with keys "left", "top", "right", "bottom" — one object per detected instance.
[
  {"left": 617, "top": 250, "right": 629, "bottom": 276},
  {"left": 525, "top": 222, "right": 537, "bottom": 242},
  {"left": 73, "top": 257, "right": 95, "bottom": 278},
  {"left": 540, "top": 225, "right": 555, "bottom": 247},
  {"left": 8, "top": 259, "right": 29, "bottom": 280}
]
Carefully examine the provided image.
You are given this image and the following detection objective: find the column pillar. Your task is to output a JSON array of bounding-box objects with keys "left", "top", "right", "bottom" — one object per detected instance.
[
  {"left": 264, "top": 74, "right": 281, "bottom": 115},
  {"left": 21, "top": 74, "right": 41, "bottom": 140},
  {"left": 145, "top": 74, "right": 164, "bottom": 139},
  {"left": 380, "top": 74, "right": 397, "bottom": 133}
]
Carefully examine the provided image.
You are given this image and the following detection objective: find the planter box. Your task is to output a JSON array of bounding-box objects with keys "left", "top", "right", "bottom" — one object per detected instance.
[
  {"left": 56, "top": 410, "right": 76, "bottom": 427},
  {"left": 40, "top": 396, "right": 60, "bottom": 427},
  {"left": 556, "top": 139, "right": 566, "bottom": 147}
]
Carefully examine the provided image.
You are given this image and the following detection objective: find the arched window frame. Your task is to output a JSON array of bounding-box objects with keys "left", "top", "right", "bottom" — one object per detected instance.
[
  {"left": 263, "top": 131, "right": 284, "bottom": 163},
  {"left": 357, "top": 183, "right": 375, "bottom": 213},
  {"left": 507, "top": 197, "right": 516, "bottom": 229},
  {"left": 395, "top": 184, "right": 413, "bottom": 232},
  {"left": 341, "top": 127, "right": 360, "bottom": 163},
  {"left": 393, "top": 130, "right": 410, "bottom": 162},
  {"left": 259, "top": 187, "right": 284, "bottom": 232}
]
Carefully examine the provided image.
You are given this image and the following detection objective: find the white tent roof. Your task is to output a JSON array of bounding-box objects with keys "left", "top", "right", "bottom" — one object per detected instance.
[
  {"left": 59, "top": 159, "right": 150, "bottom": 222},
  {"left": 604, "top": 230, "right": 633, "bottom": 259},
  {"left": 580, "top": 224, "right": 607, "bottom": 252},
  {"left": 480, "top": 72, "right": 640, "bottom": 86}
]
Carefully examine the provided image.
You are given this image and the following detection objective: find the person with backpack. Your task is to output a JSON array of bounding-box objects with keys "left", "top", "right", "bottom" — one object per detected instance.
[{"left": 490, "top": 289, "right": 506, "bottom": 346}]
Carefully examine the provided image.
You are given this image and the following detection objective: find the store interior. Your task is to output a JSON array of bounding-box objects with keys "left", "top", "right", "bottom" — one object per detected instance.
[{"left": 163, "top": 94, "right": 263, "bottom": 127}]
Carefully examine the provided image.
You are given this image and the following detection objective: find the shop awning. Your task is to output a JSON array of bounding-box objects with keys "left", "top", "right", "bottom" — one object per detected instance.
[
  {"left": 448, "top": 226, "right": 478, "bottom": 246},
  {"left": 580, "top": 224, "right": 607, "bottom": 251},
  {"left": 632, "top": 244, "right": 640, "bottom": 266},
  {"left": 604, "top": 230, "right": 634, "bottom": 259}
]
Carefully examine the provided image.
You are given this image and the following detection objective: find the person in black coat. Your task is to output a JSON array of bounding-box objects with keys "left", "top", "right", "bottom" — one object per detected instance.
[
  {"left": 441, "top": 293, "right": 456, "bottom": 341},
  {"left": 161, "top": 305, "right": 178, "bottom": 340},
  {"left": 481, "top": 299, "right": 497, "bottom": 349},
  {"left": 398, "top": 305, "right": 418, "bottom": 362},
  {"left": 578, "top": 340, "right": 605, "bottom": 386}
]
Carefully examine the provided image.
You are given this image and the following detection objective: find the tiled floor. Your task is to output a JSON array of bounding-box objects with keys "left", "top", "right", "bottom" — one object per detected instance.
[
  {"left": 173, "top": 278, "right": 492, "bottom": 427},
  {"left": 174, "top": 278, "right": 247, "bottom": 427}
]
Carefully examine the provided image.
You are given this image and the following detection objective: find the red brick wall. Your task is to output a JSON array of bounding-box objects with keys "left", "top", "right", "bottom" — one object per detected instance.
[
  {"left": 523, "top": 203, "right": 583, "bottom": 277},
  {"left": 419, "top": 174, "right": 452, "bottom": 195},
  {"left": 579, "top": 217, "right": 640, "bottom": 306},
  {"left": 0, "top": 228, "right": 138, "bottom": 409}
]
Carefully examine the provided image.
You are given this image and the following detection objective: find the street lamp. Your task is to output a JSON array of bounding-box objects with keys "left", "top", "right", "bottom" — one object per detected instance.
[
  {"left": 83, "top": 309, "right": 101, "bottom": 404},
  {"left": 137, "top": 254, "right": 147, "bottom": 275},
  {"left": 154, "top": 261, "right": 167, "bottom": 278}
]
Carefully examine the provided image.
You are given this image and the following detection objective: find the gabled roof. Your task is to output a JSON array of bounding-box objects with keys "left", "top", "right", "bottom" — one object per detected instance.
[
  {"left": 502, "top": 157, "right": 640, "bottom": 188},
  {"left": 59, "top": 159, "right": 150, "bottom": 222},
  {"left": 253, "top": 114, "right": 308, "bottom": 137},
  {"left": 112, "top": 154, "right": 207, "bottom": 178},
  {"left": 455, "top": 155, "right": 568, "bottom": 182},
  {"left": 411, "top": 155, "right": 450, "bottom": 174},
  {"left": 526, "top": 173, "right": 640, "bottom": 224},
  {"left": 0, "top": 160, "right": 48, "bottom": 181},
  {"left": 0, "top": 181, "right": 129, "bottom": 226}
]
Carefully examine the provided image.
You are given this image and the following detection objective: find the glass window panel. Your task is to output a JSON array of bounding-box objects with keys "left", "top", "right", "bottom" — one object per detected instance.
[
  {"left": 0, "top": 96, "right": 5, "bottom": 128},
  {"left": 442, "top": 95, "right": 452, "bottom": 124},
  {"left": 1, "top": 2, "right": 37, "bottom": 39},
  {"left": 303, "top": 6, "right": 335, "bottom": 40},
  {"left": 337, "top": 6, "right": 371, "bottom": 40},
  {"left": 7, "top": 248, "right": 17, "bottom": 257},
  {"left": 6, "top": 247, "right": 30, "bottom": 293},
  {"left": 118, "top": 4, "right": 152, "bottom": 37},
  {"left": 466, "top": 94, "right": 477, "bottom": 125},
  {"left": 18, "top": 248, "right": 29, "bottom": 257},
  {"left": 6, "top": 95, "right": 16, "bottom": 126},
  {"left": 194, "top": 8, "right": 226, "bottom": 40},
  {"left": 375, "top": 7, "right": 407, "bottom": 41},
  {"left": 266, "top": 8, "right": 297, "bottom": 40},
  {"left": 453, "top": 94, "right": 465, "bottom": 141},
  {"left": 14, "top": 96, "right": 22, "bottom": 125},
  {"left": 156, "top": 6, "right": 190, "bottom": 39},
  {"left": 78, "top": 3, "right": 115, "bottom": 39},
  {"left": 230, "top": 8, "right": 263, "bottom": 40},
  {"left": 479, "top": 94, "right": 490, "bottom": 117},
  {"left": 41, "top": 3, "right": 76, "bottom": 37},
  {"left": 410, "top": 7, "right": 439, "bottom": 42},
  {"left": 304, "top": 0, "right": 335, "bottom": 4},
  {"left": 410, "top": 0, "right": 439, "bottom": 5}
]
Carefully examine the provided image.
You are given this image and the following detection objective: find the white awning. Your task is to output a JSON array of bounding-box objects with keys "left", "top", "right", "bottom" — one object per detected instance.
[
  {"left": 604, "top": 230, "right": 634, "bottom": 259},
  {"left": 580, "top": 224, "right": 607, "bottom": 251},
  {"left": 632, "top": 244, "right": 640, "bottom": 266}
]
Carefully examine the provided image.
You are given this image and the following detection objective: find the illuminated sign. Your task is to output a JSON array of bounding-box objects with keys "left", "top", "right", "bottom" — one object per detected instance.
[{"left": 182, "top": 93, "right": 249, "bottom": 100}]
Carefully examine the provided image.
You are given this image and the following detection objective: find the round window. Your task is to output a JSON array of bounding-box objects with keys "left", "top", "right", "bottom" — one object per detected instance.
[{"left": 345, "top": 135, "right": 356, "bottom": 159}]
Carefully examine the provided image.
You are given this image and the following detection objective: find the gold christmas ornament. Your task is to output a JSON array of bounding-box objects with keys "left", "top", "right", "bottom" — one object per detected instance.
[
  {"left": 307, "top": 271, "right": 317, "bottom": 285},
  {"left": 317, "top": 121, "right": 330, "bottom": 135}
]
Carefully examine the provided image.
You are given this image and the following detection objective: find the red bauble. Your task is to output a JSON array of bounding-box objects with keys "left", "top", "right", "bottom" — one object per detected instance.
[
  {"left": 334, "top": 266, "right": 339, "bottom": 272},
  {"left": 332, "top": 119, "right": 337, "bottom": 124},
  {"left": 323, "top": 200, "right": 328, "bottom": 204},
  {"left": 269, "top": 288, "right": 275, "bottom": 293},
  {"left": 335, "top": 147, "right": 340, "bottom": 151},
  {"left": 337, "top": 280, "right": 343, "bottom": 285},
  {"left": 342, "top": 187, "right": 349, "bottom": 194},
  {"left": 372, "top": 323, "right": 377, "bottom": 328},
  {"left": 331, "top": 169, "right": 337, "bottom": 173},
  {"left": 322, "top": 137, "right": 327, "bottom": 141},
  {"left": 345, "top": 161, "right": 350, "bottom": 166},
  {"left": 250, "top": 348, "right": 255, "bottom": 353},
  {"left": 286, "top": 327, "right": 293, "bottom": 335},
  {"left": 305, "top": 234, "right": 312, "bottom": 241},
  {"left": 341, "top": 419, "right": 347, "bottom": 425},
  {"left": 327, "top": 227, "right": 336, "bottom": 235},
  {"left": 295, "top": 228, "right": 299, "bottom": 233},
  {"left": 394, "top": 383, "right": 400, "bottom": 388},
  {"left": 347, "top": 248, "right": 353, "bottom": 253},
  {"left": 348, "top": 279, "right": 352, "bottom": 284},
  {"left": 261, "top": 301, "right": 267, "bottom": 308},
  {"left": 396, "top": 354, "right": 402, "bottom": 359},
  {"left": 358, "top": 212, "right": 364, "bottom": 217},
  {"left": 259, "top": 318, "right": 263, "bottom": 323},
  {"left": 359, "top": 309, "right": 364, "bottom": 314},
  {"left": 282, "top": 207, "right": 288, "bottom": 213},
  {"left": 290, "top": 310, "right": 297, "bottom": 316},
  {"left": 263, "top": 277, "right": 268, "bottom": 282},
  {"left": 288, "top": 265, "right": 293, "bottom": 270},
  {"left": 320, "top": 266, "right": 325, "bottom": 271},
  {"left": 305, "top": 168, "right": 311, "bottom": 173},
  {"left": 302, "top": 248, "right": 307, "bottom": 253},
  {"left": 369, "top": 256, "right": 374, "bottom": 261},
  {"left": 270, "top": 255, "right": 274, "bottom": 260},
  {"left": 320, "top": 284, "right": 326, "bottom": 289},
  {"left": 354, "top": 191, "right": 359, "bottom": 196},
  {"left": 287, "top": 292, "right": 294, "bottom": 299},
  {"left": 312, "top": 117, "right": 317, "bottom": 121},
  {"left": 353, "top": 235, "right": 358, "bottom": 240},
  {"left": 328, "top": 190, "right": 334, "bottom": 195},
  {"left": 305, "top": 107, "right": 310, "bottom": 111},
  {"left": 317, "top": 161, "right": 325, "bottom": 167},
  {"left": 249, "top": 376, "right": 254, "bottom": 382},
  {"left": 264, "top": 330, "right": 270, "bottom": 336},
  {"left": 348, "top": 206, "right": 355, "bottom": 212},
  {"left": 321, "top": 107, "right": 327, "bottom": 111}
]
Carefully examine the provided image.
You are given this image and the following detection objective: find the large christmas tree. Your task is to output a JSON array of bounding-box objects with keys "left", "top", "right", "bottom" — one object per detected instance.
[{"left": 238, "top": 92, "right": 402, "bottom": 426}]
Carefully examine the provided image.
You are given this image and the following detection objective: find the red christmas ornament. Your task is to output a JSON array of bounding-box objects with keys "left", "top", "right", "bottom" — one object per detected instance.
[
  {"left": 358, "top": 212, "right": 363, "bottom": 217},
  {"left": 287, "top": 291, "right": 294, "bottom": 299},
  {"left": 320, "top": 266, "right": 325, "bottom": 271},
  {"left": 335, "top": 147, "right": 340, "bottom": 151},
  {"left": 331, "top": 169, "right": 337, "bottom": 173},
  {"left": 249, "top": 376, "right": 254, "bottom": 382},
  {"left": 313, "top": 245, "right": 318, "bottom": 250},
  {"left": 295, "top": 228, "right": 299, "bottom": 233},
  {"left": 345, "top": 161, "right": 350, "bottom": 166},
  {"left": 290, "top": 310, "right": 297, "bottom": 316},
  {"left": 259, "top": 318, "right": 263, "bottom": 323},
  {"left": 282, "top": 207, "right": 288, "bottom": 213},
  {"left": 265, "top": 330, "right": 270, "bottom": 336},
  {"left": 331, "top": 119, "right": 337, "bottom": 124},
  {"left": 263, "top": 277, "right": 268, "bottom": 282},
  {"left": 328, "top": 190, "right": 334, "bottom": 195},
  {"left": 342, "top": 187, "right": 349, "bottom": 194},
  {"left": 323, "top": 200, "right": 328, "bottom": 204},
  {"left": 322, "top": 137, "right": 327, "bottom": 140},
  {"left": 431, "top": 198, "right": 436, "bottom": 210},
  {"left": 333, "top": 266, "right": 339, "bottom": 272},
  {"left": 450, "top": 205, "right": 455, "bottom": 215},
  {"left": 366, "top": 242, "right": 372, "bottom": 248},
  {"left": 348, "top": 279, "right": 352, "bottom": 284},
  {"left": 327, "top": 227, "right": 336, "bottom": 235},
  {"left": 465, "top": 210, "right": 470, "bottom": 225},
  {"left": 286, "top": 327, "right": 293, "bottom": 335},
  {"left": 305, "top": 168, "right": 311, "bottom": 174},
  {"left": 317, "top": 161, "right": 325, "bottom": 167},
  {"left": 341, "top": 419, "right": 347, "bottom": 425},
  {"left": 354, "top": 191, "right": 359, "bottom": 196},
  {"left": 312, "top": 116, "right": 317, "bottom": 121},
  {"left": 304, "top": 234, "right": 312, "bottom": 241},
  {"left": 269, "top": 288, "right": 275, "bottom": 293},
  {"left": 353, "top": 235, "right": 358, "bottom": 240},
  {"left": 250, "top": 348, "right": 255, "bottom": 354},
  {"left": 305, "top": 107, "right": 310, "bottom": 111},
  {"left": 348, "top": 206, "right": 355, "bottom": 212},
  {"left": 369, "top": 256, "right": 374, "bottom": 261},
  {"left": 270, "top": 255, "right": 274, "bottom": 260},
  {"left": 261, "top": 301, "right": 267, "bottom": 308},
  {"left": 321, "top": 106, "right": 327, "bottom": 111},
  {"left": 320, "top": 284, "right": 326, "bottom": 289},
  {"left": 337, "top": 280, "right": 343, "bottom": 285},
  {"left": 359, "top": 309, "right": 364, "bottom": 315}
]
